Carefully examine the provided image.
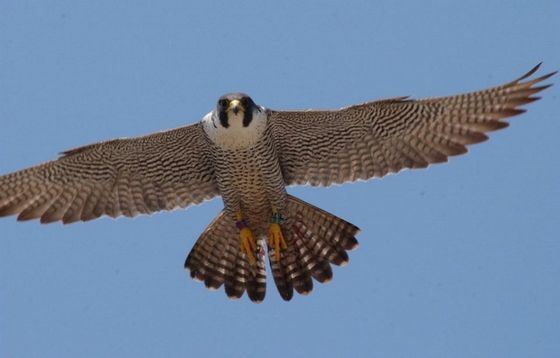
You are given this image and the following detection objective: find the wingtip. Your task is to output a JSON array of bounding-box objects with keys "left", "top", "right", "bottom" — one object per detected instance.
[
  {"left": 511, "top": 63, "right": 535, "bottom": 82},
  {"left": 520, "top": 62, "right": 542, "bottom": 80},
  {"left": 535, "top": 61, "right": 543, "bottom": 69},
  {"left": 531, "top": 71, "right": 557, "bottom": 84}
]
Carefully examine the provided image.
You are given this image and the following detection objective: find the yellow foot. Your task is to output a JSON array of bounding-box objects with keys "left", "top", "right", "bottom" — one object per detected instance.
[
  {"left": 240, "top": 227, "right": 257, "bottom": 265},
  {"left": 268, "top": 223, "right": 288, "bottom": 262}
]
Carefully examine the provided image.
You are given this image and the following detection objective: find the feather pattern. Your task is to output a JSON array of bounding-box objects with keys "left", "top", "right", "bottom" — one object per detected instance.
[
  {"left": 268, "top": 195, "right": 359, "bottom": 300},
  {"left": 0, "top": 123, "right": 219, "bottom": 223},
  {"left": 185, "top": 211, "right": 267, "bottom": 302},
  {"left": 186, "top": 195, "right": 358, "bottom": 301},
  {"left": 269, "top": 64, "right": 555, "bottom": 186}
]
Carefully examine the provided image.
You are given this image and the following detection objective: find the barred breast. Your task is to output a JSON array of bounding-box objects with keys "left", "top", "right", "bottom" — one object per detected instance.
[{"left": 211, "top": 127, "right": 287, "bottom": 233}]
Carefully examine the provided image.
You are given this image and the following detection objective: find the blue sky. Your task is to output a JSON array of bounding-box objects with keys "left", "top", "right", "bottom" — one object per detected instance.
[{"left": 1, "top": 1, "right": 559, "bottom": 357}]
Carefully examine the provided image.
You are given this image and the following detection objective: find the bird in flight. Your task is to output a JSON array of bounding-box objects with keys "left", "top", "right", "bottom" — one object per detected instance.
[{"left": 0, "top": 64, "right": 554, "bottom": 302}]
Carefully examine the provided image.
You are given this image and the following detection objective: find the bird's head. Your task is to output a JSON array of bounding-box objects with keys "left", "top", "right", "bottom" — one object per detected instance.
[
  {"left": 215, "top": 93, "right": 261, "bottom": 129},
  {"left": 202, "top": 93, "right": 268, "bottom": 149}
]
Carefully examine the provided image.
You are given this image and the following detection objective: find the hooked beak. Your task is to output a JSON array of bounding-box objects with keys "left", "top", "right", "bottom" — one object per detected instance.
[{"left": 227, "top": 99, "right": 244, "bottom": 115}]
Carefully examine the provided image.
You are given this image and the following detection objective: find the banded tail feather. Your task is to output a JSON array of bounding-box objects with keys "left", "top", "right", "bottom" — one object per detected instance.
[
  {"left": 269, "top": 195, "right": 359, "bottom": 300},
  {"left": 184, "top": 195, "right": 359, "bottom": 302},
  {"left": 184, "top": 211, "right": 267, "bottom": 302}
]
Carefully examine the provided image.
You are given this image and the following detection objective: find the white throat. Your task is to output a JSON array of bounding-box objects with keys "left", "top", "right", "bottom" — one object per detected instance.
[{"left": 202, "top": 107, "right": 268, "bottom": 150}]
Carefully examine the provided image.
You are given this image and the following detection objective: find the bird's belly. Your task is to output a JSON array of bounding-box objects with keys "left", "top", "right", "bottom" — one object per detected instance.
[
  {"left": 215, "top": 142, "right": 285, "bottom": 229},
  {"left": 230, "top": 158, "right": 275, "bottom": 220}
]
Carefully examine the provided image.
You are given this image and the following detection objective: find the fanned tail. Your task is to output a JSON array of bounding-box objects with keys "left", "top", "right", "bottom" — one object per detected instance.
[
  {"left": 269, "top": 194, "right": 360, "bottom": 301},
  {"left": 184, "top": 211, "right": 267, "bottom": 303},
  {"left": 185, "top": 195, "right": 360, "bottom": 302}
]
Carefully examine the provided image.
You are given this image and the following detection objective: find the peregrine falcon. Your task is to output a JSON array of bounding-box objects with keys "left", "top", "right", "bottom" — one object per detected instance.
[{"left": 0, "top": 64, "right": 555, "bottom": 302}]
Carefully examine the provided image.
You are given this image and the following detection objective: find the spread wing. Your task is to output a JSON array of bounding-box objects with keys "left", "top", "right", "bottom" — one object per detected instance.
[
  {"left": 0, "top": 122, "right": 218, "bottom": 224},
  {"left": 269, "top": 64, "right": 555, "bottom": 186}
]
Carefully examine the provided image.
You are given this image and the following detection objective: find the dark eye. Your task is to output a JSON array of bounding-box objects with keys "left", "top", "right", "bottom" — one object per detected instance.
[
  {"left": 218, "top": 99, "right": 228, "bottom": 107},
  {"left": 241, "top": 97, "right": 251, "bottom": 106}
]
